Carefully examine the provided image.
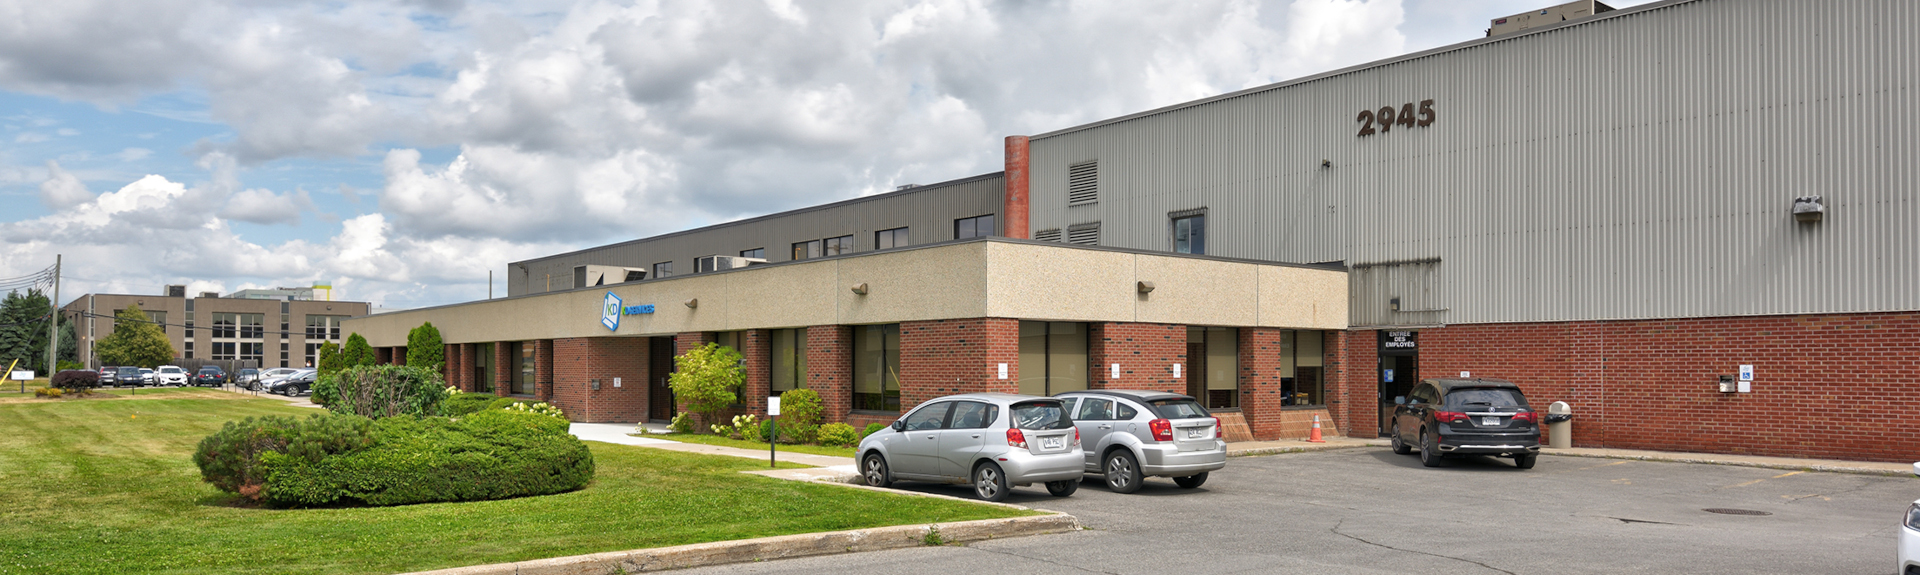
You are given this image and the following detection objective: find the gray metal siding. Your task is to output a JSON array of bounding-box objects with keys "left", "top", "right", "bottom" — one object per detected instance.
[
  {"left": 508, "top": 174, "right": 1005, "bottom": 296},
  {"left": 1027, "top": 0, "right": 1919, "bottom": 325}
]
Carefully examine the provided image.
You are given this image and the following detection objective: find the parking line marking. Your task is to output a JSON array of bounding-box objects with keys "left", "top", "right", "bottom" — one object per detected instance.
[
  {"left": 1728, "top": 472, "right": 1800, "bottom": 489},
  {"left": 1771, "top": 471, "right": 1804, "bottom": 479}
]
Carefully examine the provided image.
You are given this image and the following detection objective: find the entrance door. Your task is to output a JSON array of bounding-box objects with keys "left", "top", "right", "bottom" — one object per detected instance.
[
  {"left": 649, "top": 336, "right": 677, "bottom": 421},
  {"left": 1186, "top": 342, "right": 1207, "bottom": 400},
  {"left": 1376, "top": 330, "right": 1419, "bottom": 437}
]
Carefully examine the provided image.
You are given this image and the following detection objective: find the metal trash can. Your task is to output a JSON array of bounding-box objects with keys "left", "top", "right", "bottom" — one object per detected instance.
[{"left": 1544, "top": 401, "right": 1573, "bottom": 449}]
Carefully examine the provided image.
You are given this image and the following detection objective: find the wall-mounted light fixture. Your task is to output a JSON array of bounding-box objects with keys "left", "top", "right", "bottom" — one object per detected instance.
[
  {"left": 1320, "top": 159, "right": 1332, "bottom": 168},
  {"left": 1389, "top": 297, "right": 1401, "bottom": 312},
  {"left": 1792, "top": 195, "right": 1825, "bottom": 222},
  {"left": 683, "top": 298, "right": 698, "bottom": 309},
  {"left": 1136, "top": 281, "right": 1155, "bottom": 294},
  {"left": 850, "top": 283, "right": 869, "bottom": 295}
]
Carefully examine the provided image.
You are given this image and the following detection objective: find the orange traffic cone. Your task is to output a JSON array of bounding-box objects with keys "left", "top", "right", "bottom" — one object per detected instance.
[{"left": 1307, "top": 415, "right": 1326, "bottom": 443}]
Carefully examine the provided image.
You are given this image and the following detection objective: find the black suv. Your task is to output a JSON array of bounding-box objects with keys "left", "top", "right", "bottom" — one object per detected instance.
[
  {"left": 194, "top": 366, "right": 228, "bottom": 387},
  {"left": 1388, "top": 378, "right": 1540, "bottom": 469}
]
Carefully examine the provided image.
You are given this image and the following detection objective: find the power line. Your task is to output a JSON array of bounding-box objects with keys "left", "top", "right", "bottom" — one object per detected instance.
[{"left": 72, "top": 311, "right": 346, "bottom": 340}]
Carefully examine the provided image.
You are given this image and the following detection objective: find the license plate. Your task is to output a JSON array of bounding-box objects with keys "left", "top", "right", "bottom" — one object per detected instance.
[
  {"left": 1042, "top": 437, "right": 1063, "bottom": 449},
  {"left": 1481, "top": 417, "right": 1501, "bottom": 426},
  {"left": 1187, "top": 428, "right": 1205, "bottom": 439}
]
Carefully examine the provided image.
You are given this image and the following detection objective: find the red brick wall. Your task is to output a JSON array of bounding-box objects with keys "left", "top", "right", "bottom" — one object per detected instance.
[
  {"left": 494, "top": 342, "right": 513, "bottom": 397},
  {"left": 376, "top": 347, "right": 392, "bottom": 365},
  {"left": 1003, "top": 136, "right": 1029, "bottom": 239},
  {"left": 443, "top": 344, "right": 458, "bottom": 387},
  {"left": 1237, "top": 328, "right": 1285, "bottom": 440},
  {"left": 899, "top": 318, "right": 1020, "bottom": 412},
  {"left": 1334, "top": 331, "right": 1378, "bottom": 441},
  {"left": 741, "top": 330, "right": 770, "bottom": 414},
  {"left": 549, "top": 337, "right": 650, "bottom": 423},
  {"left": 393, "top": 346, "right": 408, "bottom": 366},
  {"left": 1323, "top": 331, "right": 1353, "bottom": 438},
  {"left": 456, "top": 343, "right": 476, "bottom": 392},
  {"left": 1334, "top": 312, "right": 1920, "bottom": 462},
  {"left": 806, "top": 325, "right": 853, "bottom": 423},
  {"left": 1087, "top": 322, "right": 1186, "bottom": 393}
]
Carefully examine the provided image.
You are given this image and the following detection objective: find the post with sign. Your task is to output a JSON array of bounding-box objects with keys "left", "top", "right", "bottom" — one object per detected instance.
[{"left": 766, "top": 397, "right": 781, "bottom": 468}]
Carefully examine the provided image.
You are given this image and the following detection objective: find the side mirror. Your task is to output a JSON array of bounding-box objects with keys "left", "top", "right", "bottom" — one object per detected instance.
[
  {"left": 890, "top": 420, "right": 906, "bottom": 433},
  {"left": 1394, "top": 396, "right": 1407, "bottom": 405}
]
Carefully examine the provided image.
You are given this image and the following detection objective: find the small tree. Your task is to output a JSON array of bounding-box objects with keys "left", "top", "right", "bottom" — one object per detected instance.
[
  {"left": 0, "top": 289, "right": 52, "bottom": 373},
  {"left": 95, "top": 305, "right": 174, "bottom": 368},
  {"left": 316, "top": 364, "right": 447, "bottom": 419},
  {"left": 667, "top": 343, "right": 743, "bottom": 430},
  {"left": 406, "top": 322, "right": 445, "bottom": 371},
  {"left": 317, "top": 341, "right": 344, "bottom": 375},
  {"left": 342, "top": 333, "right": 375, "bottom": 367}
]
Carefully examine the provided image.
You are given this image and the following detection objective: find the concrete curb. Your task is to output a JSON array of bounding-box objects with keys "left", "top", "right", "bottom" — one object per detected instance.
[
  {"left": 1227, "top": 441, "right": 1377, "bottom": 458},
  {"left": 1540, "top": 451, "right": 1914, "bottom": 477},
  {"left": 400, "top": 514, "right": 1080, "bottom": 575}
]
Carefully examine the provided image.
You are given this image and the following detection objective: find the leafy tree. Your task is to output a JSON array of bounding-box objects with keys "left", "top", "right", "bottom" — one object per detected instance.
[
  {"left": 342, "top": 333, "right": 375, "bottom": 368},
  {"left": 95, "top": 305, "right": 174, "bottom": 368},
  {"left": 667, "top": 342, "right": 744, "bottom": 431},
  {"left": 317, "top": 341, "right": 344, "bottom": 376},
  {"left": 56, "top": 315, "right": 77, "bottom": 367},
  {"left": 405, "top": 322, "right": 445, "bottom": 371},
  {"left": 0, "top": 289, "right": 53, "bottom": 373}
]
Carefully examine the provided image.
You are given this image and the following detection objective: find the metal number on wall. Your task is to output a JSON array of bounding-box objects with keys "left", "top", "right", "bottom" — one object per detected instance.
[{"left": 1356, "top": 99, "right": 1436, "bottom": 136}]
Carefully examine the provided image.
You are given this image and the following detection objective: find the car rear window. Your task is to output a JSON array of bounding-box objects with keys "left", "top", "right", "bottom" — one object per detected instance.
[
  {"left": 1010, "top": 401, "right": 1072, "bottom": 430},
  {"left": 1149, "top": 399, "right": 1211, "bottom": 419},
  {"left": 117, "top": 367, "right": 140, "bottom": 376},
  {"left": 1445, "top": 388, "right": 1528, "bottom": 408}
]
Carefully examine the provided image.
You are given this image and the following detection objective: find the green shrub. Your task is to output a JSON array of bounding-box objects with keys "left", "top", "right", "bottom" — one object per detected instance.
[
  {"left": 669, "top": 343, "right": 743, "bottom": 429},
  {"left": 863, "top": 422, "right": 888, "bottom": 439},
  {"left": 778, "top": 389, "right": 822, "bottom": 443},
  {"left": 734, "top": 414, "right": 763, "bottom": 442},
  {"left": 319, "top": 365, "right": 447, "bottom": 419},
  {"left": 668, "top": 412, "right": 693, "bottom": 434},
  {"left": 249, "top": 410, "right": 592, "bottom": 507},
  {"left": 760, "top": 419, "right": 778, "bottom": 443},
  {"left": 816, "top": 423, "right": 859, "bottom": 447},
  {"left": 192, "top": 414, "right": 376, "bottom": 500},
  {"left": 441, "top": 392, "right": 499, "bottom": 416},
  {"left": 50, "top": 370, "right": 98, "bottom": 393}
]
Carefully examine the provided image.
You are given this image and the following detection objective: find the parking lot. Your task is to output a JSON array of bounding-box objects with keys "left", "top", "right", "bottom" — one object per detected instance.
[{"left": 681, "top": 448, "right": 1915, "bottom": 574}]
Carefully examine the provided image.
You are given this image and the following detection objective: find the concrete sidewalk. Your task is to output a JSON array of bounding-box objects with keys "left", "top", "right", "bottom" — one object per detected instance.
[
  {"left": 568, "top": 423, "right": 859, "bottom": 472},
  {"left": 1226, "top": 434, "right": 1915, "bottom": 477}
]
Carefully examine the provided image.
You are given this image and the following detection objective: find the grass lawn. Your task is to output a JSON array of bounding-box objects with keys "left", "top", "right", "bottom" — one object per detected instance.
[
  {"left": 0, "top": 393, "right": 1031, "bottom": 575},
  {"left": 652, "top": 433, "right": 859, "bottom": 459}
]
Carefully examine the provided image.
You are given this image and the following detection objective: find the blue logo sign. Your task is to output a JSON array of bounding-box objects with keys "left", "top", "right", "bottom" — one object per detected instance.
[
  {"left": 601, "top": 292, "right": 622, "bottom": 332},
  {"left": 623, "top": 304, "right": 655, "bottom": 315}
]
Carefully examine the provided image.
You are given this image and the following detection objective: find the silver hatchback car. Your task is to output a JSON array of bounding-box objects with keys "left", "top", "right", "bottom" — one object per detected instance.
[
  {"left": 858, "top": 393, "right": 1084, "bottom": 502},
  {"left": 1057, "top": 390, "right": 1226, "bottom": 493}
]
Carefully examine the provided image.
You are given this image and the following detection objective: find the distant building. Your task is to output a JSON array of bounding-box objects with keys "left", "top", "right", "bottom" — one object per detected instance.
[{"left": 61, "top": 287, "right": 370, "bottom": 369}]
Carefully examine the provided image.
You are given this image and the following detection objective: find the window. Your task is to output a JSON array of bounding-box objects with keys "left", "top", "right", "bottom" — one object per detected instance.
[
  {"left": 144, "top": 311, "right": 167, "bottom": 331},
  {"left": 1075, "top": 398, "right": 1138, "bottom": 420},
  {"left": 903, "top": 401, "right": 950, "bottom": 431},
  {"left": 955, "top": 214, "right": 996, "bottom": 239},
  {"left": 824, "top": 235, "right": 853, "bottom": 256},
  {"left": 740, "top": 248, "right": 765, "bottom": 259},
  {"left": 874, "top": 227, "right": 909, "bottom": 250},
  {"left": 511, "top": 342, "right": 535, "bottom": 395},
  {"left": 474, "top": 342, "right": 495, "bottom": 393},
  {"left": 304, "top": 343, "right": 321, "bottom": 367},
  {"left": 1018, "top": 321, "right": 1088, "bottom": 396},
  {"left": 1186, "top": 326, "right": 1239, "bottom": 409},
  {"left": 852, "top": 324, "right": 900, "bottom": 411},
  {"left": 770, "top": 328, "right": 807, "bottom": 395},
  {"left": 240, "top": 342, "right": 263, "bottom": 365},
  {"left": 652, "top": 261, "right": 673, "bottom": 279},
  {"left": 212, "top": 313, "right": 237, "bottom": 338},
  {"left": 1280, "top": 330, "right": 1329, "bottom": 406},
  {"left": 949, "top": 401, "right": 998, "bottom": 429},
  {"left": 211, "top": 341, "right": 236, "bottom": 361},
  {"left": 1173, "top": 213, "right": 1205, "bottom": 255},
  {"left": 792, "top": 239, "right": 821, "bottom": 260},
  {"left": 239, "top": 313, "right": 264, "bottom": 339},
  {"left": 305, "top": 315, "right": 346, "bottom": 341},
  {"left": 1067, "top": 161, "right": 1098, "bottom": 206}
]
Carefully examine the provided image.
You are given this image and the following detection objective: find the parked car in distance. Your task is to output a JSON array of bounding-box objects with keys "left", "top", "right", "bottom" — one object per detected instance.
[
  {"left": 1902, "top": 462, "right": 1920, "bottom": 575},
  {"left": 155, "top": 365, "right": 188, "bottom": 386},
  {"left": 138, "top": 368, "right": 156, "bottom": 386},
  {"left": 1056, "top": 390, "right": 1226, "bottom": 493},
  {"left": 114, "top": 366, "right": 143, "bottom": 388},
  {"left": 193, "top": 366, "right": 228, "bottom": 387},
  {"left": 268, "top": 370, "right": 318, "bottom": 397},
  {"left": 250, "top": 367, "right": 301, "bottom": 391},
  {"left": 1389, "top": 378, "right": 1541, "bottom": 468},
  {"left": 858, "top": 393, "right": 1083, "bottom": 502},
  {"left": 98, "top": 366, "right": 119, "bottom": 387},
  {"left": 234, "top": 368, "right": 260, "bottom": 387}
]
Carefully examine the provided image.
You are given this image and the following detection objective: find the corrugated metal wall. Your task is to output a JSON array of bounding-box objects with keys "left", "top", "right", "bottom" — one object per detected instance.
[
  {"left": 507, "top": 173, "right": 1005, "bottom": 296},
  {"left": 1027, "top": 0, "right": 1918, "bottom": 326}
]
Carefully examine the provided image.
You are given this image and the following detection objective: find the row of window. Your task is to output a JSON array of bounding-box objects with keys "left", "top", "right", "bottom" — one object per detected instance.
[
  {"left": 1033, "top": 213, "right": 1206, "bottom": 255},
  {"left": 636, "top": 214, "right": 999, "bottom": 282}
]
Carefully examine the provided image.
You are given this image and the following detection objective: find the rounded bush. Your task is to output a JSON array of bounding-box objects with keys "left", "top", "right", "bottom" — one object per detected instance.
[
  {"left": 777, "top": 389, "right": 822, "bottom": 443},
  {"left": 816, "top": 422, "right": 859, "bottom": 447},
  {"left": 50, "top": 370, "right": 99, "bottom": 393},
  {"left": 863, "top": 422, "right": 888, "bottom": 440}
]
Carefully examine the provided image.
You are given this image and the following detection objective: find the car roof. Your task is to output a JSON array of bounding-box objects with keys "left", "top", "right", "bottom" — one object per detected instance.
[
  {"left": 1423, "top": 378, "right": 1523, "bottom": 394},
  {"left": 1057, "top": 389, "right": 1196, "bottom": 403},
  {"left": 920, "top": 392, "right": 1061, "bottom": 405}
]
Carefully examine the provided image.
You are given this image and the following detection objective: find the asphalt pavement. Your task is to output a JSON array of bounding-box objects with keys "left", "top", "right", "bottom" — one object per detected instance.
[{"left": 673, "top": 447, "right": 1918, "bottom": 575}]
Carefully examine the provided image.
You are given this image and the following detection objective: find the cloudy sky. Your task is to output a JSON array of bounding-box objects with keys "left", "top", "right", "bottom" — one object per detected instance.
[{"left": 0, "top": 0, "right": 1652, "bottom": 309}]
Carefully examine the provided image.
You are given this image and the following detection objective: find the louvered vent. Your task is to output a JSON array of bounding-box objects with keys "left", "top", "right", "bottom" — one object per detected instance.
[
  {"left": 1067, "top": 161, "right": 1098, "bottom": 206},
  {"left": 1066, "top": 222, "right": 1100, "bottom": 245},
  {"left": 1034, "top": 229, "right": 1063, "bottom": 242}
]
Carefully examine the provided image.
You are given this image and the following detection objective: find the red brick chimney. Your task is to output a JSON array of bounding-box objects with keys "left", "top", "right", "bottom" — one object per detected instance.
[{"left": 1003, "top": 135, "right": 1030, "bottom": 239}]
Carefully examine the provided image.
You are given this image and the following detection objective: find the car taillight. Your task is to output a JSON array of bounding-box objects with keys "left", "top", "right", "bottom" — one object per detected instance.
[
  {"left": 1212, "top": 417, "right": 1221, "bottom": 435},
  {"left": 1511, "top": 411, "right": 1538, "bottom": 424},
  {"left": 1149, "top": 418, "right": 1174, "bottom": 442},
  {"left": 1435, "top": 411, "right": 1471, "bottom": 424},
  {"left": 1007, "top": 428, "right": 1027, "bottom": 449},
  {"left": 1072, "top": 427, "right": 1081, "bottom": 448}
]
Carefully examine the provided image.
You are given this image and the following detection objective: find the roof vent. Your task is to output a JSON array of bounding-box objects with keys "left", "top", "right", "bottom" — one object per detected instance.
[{"left": 1488, "top": 0, "right": 1613, "bottom": 37}]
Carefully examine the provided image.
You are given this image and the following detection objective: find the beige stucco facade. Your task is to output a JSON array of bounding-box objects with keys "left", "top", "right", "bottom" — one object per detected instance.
[{"left": 347, "top": 238, "right": 1348, "bottom": 346}]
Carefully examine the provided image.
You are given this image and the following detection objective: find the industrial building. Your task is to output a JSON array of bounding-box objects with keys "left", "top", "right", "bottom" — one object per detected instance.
[
  {"left": 347, "top": 0, "right": 1919, "bottom": 462},
  {"left": 62, "top": 285, "right": 370, "bottom": 369}
]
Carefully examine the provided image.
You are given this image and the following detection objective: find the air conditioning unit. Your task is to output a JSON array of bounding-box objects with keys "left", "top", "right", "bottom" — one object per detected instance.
[
  {"left": 695, "top": 255, "right": 768, "bottom": 274},
  {"left": 573, "top": 265, "right": 647, "bottom": 288}
]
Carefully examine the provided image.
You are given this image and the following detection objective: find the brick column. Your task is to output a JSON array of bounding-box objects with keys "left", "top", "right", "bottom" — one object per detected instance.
[
  {"left": 1086, "top": 322, "right": 1186, "bottom": 393},
  {"left": 1238, "top": 328, "right": 1285, "bottom": 440},
  {"left": 1002, "top": 136, "right": 1030, "bottom": 239},
  {"left": 806, "top": 325, "right": 853, "bottom": 423},
  {"left": 1323, "top": 330, "right": 1352, "bottom": 437},
  {"left": 550, "top": 337, "right": 649, "bottom": 423},
  {"left": 741, "top": 330, "right": 770, "bottom": 415},
  {"left": 898, "top": 318, "right": 1020, "bottom": 412},
  {"left": 535, "top": 339, "right": 554, "bottom": 402},
  {"left": 494, "top": 342, "right": 513, "bottom": 397},
  {"left": 1338, "top": 330, "right": 1378, "bottom": 439},
  {"left": 393, "top": 346, "right": 408, "bottom": 366},
  {"left": 444, "top": 344, "right": 458, "bottom": 386}
]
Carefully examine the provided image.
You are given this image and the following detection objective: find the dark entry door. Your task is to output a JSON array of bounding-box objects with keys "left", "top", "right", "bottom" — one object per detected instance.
[
  {"left": 1377, "top": 331, "right": 1419, "bottom": 437},
  {"left": 649, "top": 336, "right": 676, "bottom": 421},
  {"left": 1186, "top": 342, "right": 1207, "bottom": 400}
]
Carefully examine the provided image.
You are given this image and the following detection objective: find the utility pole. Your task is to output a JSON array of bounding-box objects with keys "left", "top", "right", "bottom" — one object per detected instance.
[{"left": 46, "top": 254, "right": 60, "bottom": 374}]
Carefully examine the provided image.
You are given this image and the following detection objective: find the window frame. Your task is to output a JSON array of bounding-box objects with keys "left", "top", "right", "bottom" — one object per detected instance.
[
  {"left": 1172, "top": 212, "right": 1206, "bottom": 255},
  {"left": 954, "top": 214, "right": 996, "bottom": 239},
  {"left": 874, "top": 227, "right": 909, "bottom": 250}
]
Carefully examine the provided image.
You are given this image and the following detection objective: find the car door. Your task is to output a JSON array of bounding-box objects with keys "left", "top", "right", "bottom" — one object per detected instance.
[
  {"left": 1074, "top": 397, "right": 1117, "bottom": 469},
  {"left": 891, "top": 401, "right": 952, "bottom": 478},
  {"left": 936, "top": 401, "right": 998, "bottom": 478},
  {"left": 1399, "top": 384, "right": 1433, "bottom": 440}
]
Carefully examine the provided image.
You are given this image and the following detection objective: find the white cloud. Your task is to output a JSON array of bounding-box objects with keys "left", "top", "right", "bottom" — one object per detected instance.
[
  {"left": 37, "top": 161, "right": 92, "bottom": 209},
  {"left": 219, "top": 188, "right": 315, "bottom": 225},
  {"left": 14, "top": 132, "right": 47, "bottom": 143},
  {"left": 115, "top": 148, "right": 153, "bottom": 161}
]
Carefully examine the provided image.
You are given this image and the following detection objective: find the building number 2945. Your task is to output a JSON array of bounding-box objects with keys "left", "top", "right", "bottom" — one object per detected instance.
[{"left": 1356, "top": 99, "right": 1435, "bottom": 136}]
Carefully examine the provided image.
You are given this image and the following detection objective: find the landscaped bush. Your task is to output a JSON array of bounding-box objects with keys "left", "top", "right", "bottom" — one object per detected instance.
[
  {"left": 440, "top": 391, "right": 504, "bottom": 416},
  {"left": 194, "top": 410, "right": 593, "bottom": 507},
  {"left": 863, "top": 422, "right": 888, "bottom": 439},
  {"left": 777, "top": 389, "right": 822, "bottom": 443},
  {"left": 668, "top": 412, "right": 693, "bottom": 434},
  {"left": 34, "top": 387, "right": 61, "bottom": 398},
  {"left": 316, "top": 365, "right": 447, "bottom": 419},
  {"left": 816, "top": 423, "right": 859, "bottom": 447},
  {"left": 50, "top": 370, "right": 98, "bottom": 394}
]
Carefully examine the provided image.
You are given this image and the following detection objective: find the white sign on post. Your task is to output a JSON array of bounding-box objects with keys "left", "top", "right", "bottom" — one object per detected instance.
[
  {"left": 9, "top": 370, "right": 33, "bottom": 381},
  {"left": 997, "top": 363, "right": 1008, "bottom": 380},
  {"left": 767, "top": 396, "right": 782, "bottom": 416}
]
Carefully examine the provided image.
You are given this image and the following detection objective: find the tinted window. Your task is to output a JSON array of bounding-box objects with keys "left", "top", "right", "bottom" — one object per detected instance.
[
  {"left": 1445, "top": 387, "right": 1527, "bottom": 408},
  {"left": 949, "top": 401, "right": 998, "bottom": 429},
  {"left": 1115, "top": 402, "right": 1138, "bottom": 420},
  {"left": 903, "top": 402, "right": 952, "bottom": 431},
  {"left": 1149, "top": 399, "right": 1210, "bottom": 419},
  {"left": 1074, "top": 397, "right": 1114, "bottom": 421},
  {"left": 1011, "top": 401, "right": 1071, "bottom": 430},
  {"left": 117, "top": 367, "right": 140, "bottom": 376}
]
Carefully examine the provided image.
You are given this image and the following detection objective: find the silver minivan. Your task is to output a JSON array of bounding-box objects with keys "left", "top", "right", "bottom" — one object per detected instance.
[
  {"left": 1057, "top": 390, "right": 1226, "bottom": 493},
  {"left": 857, "top": 393, "right": 1084, "bottom": 502}
]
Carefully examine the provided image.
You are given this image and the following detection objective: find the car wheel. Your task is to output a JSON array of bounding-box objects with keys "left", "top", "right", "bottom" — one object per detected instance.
[
  {"left": 1103, "top": 450, "right": 1144, "bottom": 494},
  {"left": 1390, "top": 423, "right": 1412, "bottom": 455},
  {"left": 1515, "top": 454, "right": 1537, "bottom": 469},
  {"left": 862, "top": 453, "right": 892, "bottom": 488},
  {"left": 1172, "top": 472, "right": 1208, "bottom": 489},
  {"left": 1419, "top": 429, "right": 1443, "bottom": 468},
  {"left": 282, "top": 387, "right": 295, "bottom": 397},
  {"left": 1045, "top": 479, "right": 1079, "bottom": 497},
  {"left": 973, "top": 461, "right": 1009, "bottom": 502}
]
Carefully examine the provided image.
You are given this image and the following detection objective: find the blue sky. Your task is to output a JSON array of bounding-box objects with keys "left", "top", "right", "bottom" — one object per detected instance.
[{"left": 0, "top": 0, "right": 1652, "bottom": 309}]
